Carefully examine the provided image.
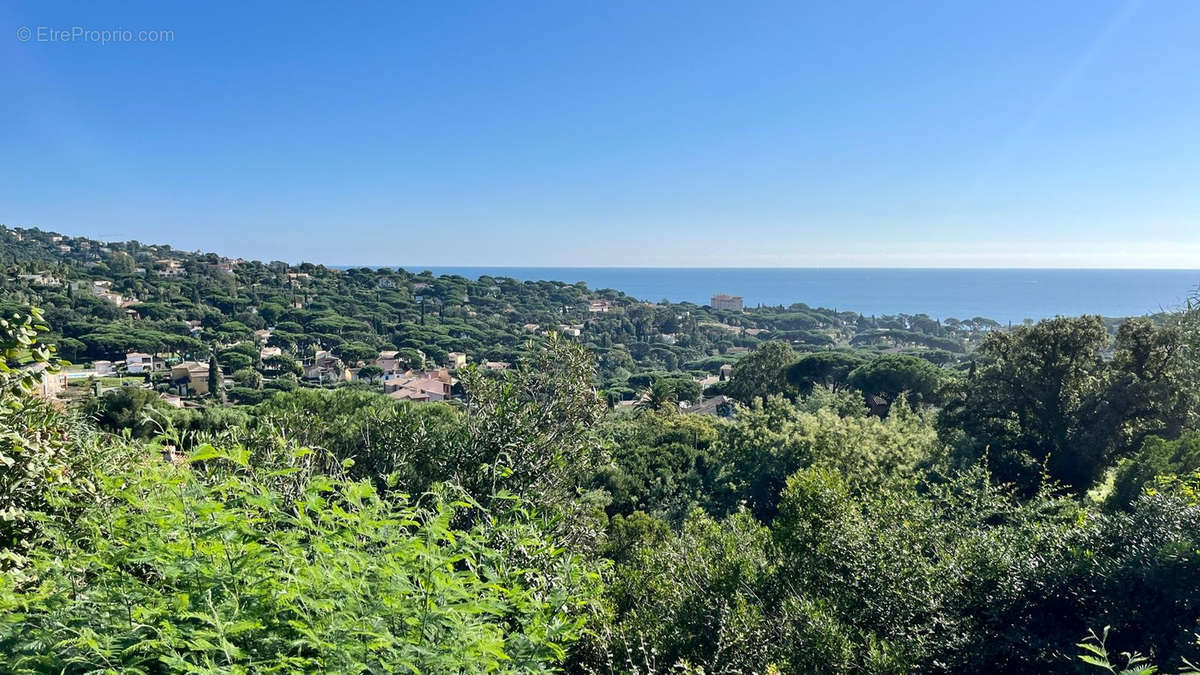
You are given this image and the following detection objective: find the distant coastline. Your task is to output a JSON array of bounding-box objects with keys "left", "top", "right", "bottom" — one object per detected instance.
[{"left": 330, "top": 267, "right": 1200, "bottom": 325}]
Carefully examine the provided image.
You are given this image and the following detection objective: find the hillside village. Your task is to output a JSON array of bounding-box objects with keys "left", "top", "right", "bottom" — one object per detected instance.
[{"left": 4, "top": 226, "right": 1029, "bottom": 414}]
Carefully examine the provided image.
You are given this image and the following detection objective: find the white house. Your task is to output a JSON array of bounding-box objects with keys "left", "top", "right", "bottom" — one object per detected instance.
[{"left": 126, "top": 353, "right": 155, "bottom": 374}]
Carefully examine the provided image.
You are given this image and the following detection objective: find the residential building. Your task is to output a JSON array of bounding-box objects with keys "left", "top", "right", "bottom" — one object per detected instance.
[
  {"left": 446, "top": 352, "right": 468, "bottom": 369},
  {"left": 126, "top": 353, "right": 155, "bottom": 374},
  {"left": 156, "top": 259, "right": 186, "bottom": 278},
  {"left": 97, "top": 291, "right": 128, "bottom": 305},
  {"left": 71, "top": 280, "right": 137, "bottom": 306},
  {"left": 388, "top": 388, "right": 430, "bottom": 402},
  {"left": 374, "top": 350, "right": 404, "bottom": 373},
  {"left": 711, "top": 294, "right": 744, "bottom": 311},
  {"left": 684, "top": 395, "right": 735, "bottom": 418},
  {"left": 304, "top": 350, "right": 349, "bottom": 383},
  {"left": 171, "top": 362, "right": 212, "bottom": 396},
  {"left": 383, "top": 369, "right": 455, "bottom": 401},
  {"left": 17, "top": 273, "right": 60, "bottom": 286},
  {"left": 27, "top": 364, "right": 68, "bottom": 400},
  {"left": 587, "top": 300, "right": 613, "bottom": 313}
]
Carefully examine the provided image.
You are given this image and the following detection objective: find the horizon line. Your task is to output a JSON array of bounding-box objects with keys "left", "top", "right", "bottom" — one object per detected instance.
[{"left": 6, "top": 226, "right": 1200, "bottom": 273}]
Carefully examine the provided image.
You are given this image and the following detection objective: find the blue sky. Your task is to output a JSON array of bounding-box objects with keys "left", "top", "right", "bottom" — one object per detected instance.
[{"left": 2, "top": 1, "right": 1199, "bottom": 267}]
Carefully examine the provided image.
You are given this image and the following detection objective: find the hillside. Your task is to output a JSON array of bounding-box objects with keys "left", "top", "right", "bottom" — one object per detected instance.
[
  {"left": 3, "top": 288, "right": 1200, "bottom": 671},
  {"left": 2, "top": 225, "right": 993, "bottom": 409}
]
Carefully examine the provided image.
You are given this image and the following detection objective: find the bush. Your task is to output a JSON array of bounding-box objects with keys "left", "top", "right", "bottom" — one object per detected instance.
[
  {"left": 1109, "top": 432, "right": 1200, "bottom": 510},
  {"left": 0, "top": 444, "right": 603, "bottom": 671}
]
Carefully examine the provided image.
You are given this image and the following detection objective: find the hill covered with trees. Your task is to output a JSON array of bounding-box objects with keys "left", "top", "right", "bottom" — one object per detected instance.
[
  {"left": 3, "top": 226, "right": 1200, "bottom": 673},
  {"left": 2, "top": 226, "right": 1013, "bottom": 409}
]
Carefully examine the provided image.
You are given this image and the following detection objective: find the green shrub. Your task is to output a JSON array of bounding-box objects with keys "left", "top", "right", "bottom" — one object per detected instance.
[{"left": 0, "top": 443, "right": 603, "bottom": 671}]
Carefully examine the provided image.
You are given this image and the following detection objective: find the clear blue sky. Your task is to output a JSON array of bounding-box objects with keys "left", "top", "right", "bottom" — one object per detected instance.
[{"left": 3, "top": 1, "right": 1199, "bottom": 267}]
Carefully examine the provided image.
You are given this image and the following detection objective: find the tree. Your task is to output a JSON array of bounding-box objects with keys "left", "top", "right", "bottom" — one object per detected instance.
[
  {"left": 207, "top": 354, "right": 221, "bottom": 399},
  {"left": 54, "top": 337, "right": 87, "bottom": 362},
  {"left": 106, "top": 251, "right": 135, "bottom": 275},
  {"left": 1108, "top": 432, "right": 1200, "bottom": 510},
  {"left": 218, "top": 350, "right": 254, "bottom": 371},
  {"left": 636, "top": 380, "right": 678, "bottom": 412},
  {"left": 714, "top": 395, "right": 939, "bottom": 522},
  {"left": 423, "top": 344, "right": 448, "bottom": 368},
  {"left": 1, "top": 307, "right": 63, "bottom": 555},
  {"left": 725, "top": 341, "right": 796, "bottom": 404},
  {"left": 264, "top": 353, "right": 302, "bottom": 377},
  {"left": 232, "top": 367, "right": 263, "bottom": 390},
  {"left": 941, "top": 316, "right": 1198, "bottom": 493},
  {"left": 216, "top": 320, "right": 252, "bottom": 339},
  {"left": 662, "top": 376, "right": 702, "bottom": 405},
  {"left": 457, "top": 333, "right": 606, "bottom": 545},
  {"left": 334, "top": 341, "right": 378, "bottom": 366},
  {"left": 259, "top": 302, "right": 286, "bottom": 325},
  {"left": 357, "top": 364, "right": 385, "bottom": 383},
  {"left": 1090, "top": 317, "right": 1198, "bottom": 461},
  {"left": 599, "top": 510, "right": 778, "bottom": 673},
  {"left": 396, "top": 347, "right": 425, "bottom": 369},
  {"left": 84, "top": 387, "right": 181, "bottom": 437},
  {"left": 847, "top": 354, "right": 943, "bottom": 405},
  {"left": 785, "top": 351, "right": 868, "bottom": 393},
  {"left": 1, "top": 307, "right": 57, "bottom": 399}
]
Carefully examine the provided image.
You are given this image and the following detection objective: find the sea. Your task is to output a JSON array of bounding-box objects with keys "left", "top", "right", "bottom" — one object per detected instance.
[{"left": 380, "top": 268, "right": 1200, "bottom": 326}]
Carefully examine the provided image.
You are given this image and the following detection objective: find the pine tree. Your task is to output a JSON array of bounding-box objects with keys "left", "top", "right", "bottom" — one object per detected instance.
[{"left": 207, "top": 354, "right": 220, "bottom": 398}]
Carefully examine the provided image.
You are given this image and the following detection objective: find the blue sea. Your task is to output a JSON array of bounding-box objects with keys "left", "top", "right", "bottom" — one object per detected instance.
[{"left": 392, "top": 268, "right": 1200, "bottom": 325}]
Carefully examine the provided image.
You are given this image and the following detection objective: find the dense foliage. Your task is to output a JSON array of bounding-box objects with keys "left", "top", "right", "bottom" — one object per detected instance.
[
  {"left": 1, "top": 311, "right": 606, "bottom": 672},
  {"left": 3, "top": 229, "right": 1200, "bottom": 673},
  {"left": 2, "top": 226, "right": 1004, "bottom": 404}
]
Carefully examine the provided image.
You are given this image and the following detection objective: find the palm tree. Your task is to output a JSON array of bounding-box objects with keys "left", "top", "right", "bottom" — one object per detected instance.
[{"left": 635, "top": 380, "right": 677, "bottom": 412}]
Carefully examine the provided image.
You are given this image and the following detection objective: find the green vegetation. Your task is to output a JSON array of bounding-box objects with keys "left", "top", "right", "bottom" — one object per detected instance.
[
  {"left": 2, "top": 227, "right": 1000, "bottom": 408},
  {"left": 4, "top": 229, "right": 1200, "bottom": 672}
]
